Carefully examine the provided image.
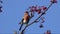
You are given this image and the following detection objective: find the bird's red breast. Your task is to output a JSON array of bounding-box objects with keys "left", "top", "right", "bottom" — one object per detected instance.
[
  {"left": 23, "top": 15, "right": 30, "bottom": 21},
  {"left": 25, "top": 15, "right": 30, "bottom": 20}
]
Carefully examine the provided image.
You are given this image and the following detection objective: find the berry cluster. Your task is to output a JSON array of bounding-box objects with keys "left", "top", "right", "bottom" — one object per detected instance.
[{"left": 28, "top": 6, "right": 47, "bottom": 14}]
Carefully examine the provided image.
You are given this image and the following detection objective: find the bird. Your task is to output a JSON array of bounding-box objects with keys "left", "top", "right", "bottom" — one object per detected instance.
[{"left": 19, "top": 11, "right": 31, "bottom": 31}]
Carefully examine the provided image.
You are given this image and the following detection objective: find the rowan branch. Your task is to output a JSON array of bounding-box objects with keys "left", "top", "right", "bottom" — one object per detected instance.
[{"left": 20, "top": 3, "right": 53, "bottom": 34}]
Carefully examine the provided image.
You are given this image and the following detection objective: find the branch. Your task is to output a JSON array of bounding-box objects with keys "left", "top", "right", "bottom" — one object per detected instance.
[{"left": 20, "top": 3, "right": 53, "bottom": 34}]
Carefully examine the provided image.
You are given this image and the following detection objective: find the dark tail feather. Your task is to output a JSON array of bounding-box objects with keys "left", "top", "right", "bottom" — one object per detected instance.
[{"left": 19, "top": 24, "right": 23, "bottom": 31}]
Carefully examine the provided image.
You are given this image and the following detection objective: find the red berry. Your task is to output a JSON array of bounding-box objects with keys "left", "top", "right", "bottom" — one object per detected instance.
[
  {"left": 42, "top": 20, "right": 45, "bottom": 23},
  {"left": 41, "top": 17, "right": 45, "bottom": 23},
  {"left": 37, "top": 10, "right": 41, "bottom": 14},
  {"left": 51, "top": 0, "right": 57, "bottom": 3},
  {"left": 42, "top": 6, "right": 47, "bottom": 10},
  {"left": 30, "top": 8, "right": 34, "bottom": 12},
  {"left": 36, "top": 8, "right": 41, "bottom": 14},
  {"left": 33, "top": 6, "right": 37, "bottom": 11},
  {"left": 37, "top": 11, "right": 40, "bottom": 14}
]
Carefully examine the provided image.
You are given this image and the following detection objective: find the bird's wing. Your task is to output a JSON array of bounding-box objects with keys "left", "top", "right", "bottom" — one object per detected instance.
[{"left": 19, "top": 18, "right": 24, "bottom": 24}]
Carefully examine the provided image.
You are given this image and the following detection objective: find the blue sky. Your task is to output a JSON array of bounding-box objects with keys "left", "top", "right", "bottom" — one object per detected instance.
[{"left": 0, "top": 0, "right": 60, "bottom": 34}]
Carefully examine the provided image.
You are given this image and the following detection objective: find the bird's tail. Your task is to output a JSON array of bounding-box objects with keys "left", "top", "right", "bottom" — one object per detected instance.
[{"left": 19, "top": 23, "right": 23, "bottom": 31}]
